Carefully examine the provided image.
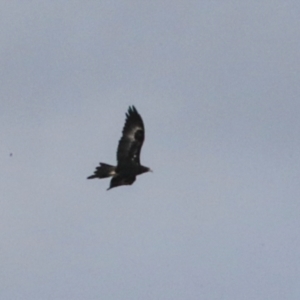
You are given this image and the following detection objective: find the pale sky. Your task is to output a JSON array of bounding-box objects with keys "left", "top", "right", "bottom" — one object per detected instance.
[{"left": 1, "top": 1, "right": 300, "bottom": 299}]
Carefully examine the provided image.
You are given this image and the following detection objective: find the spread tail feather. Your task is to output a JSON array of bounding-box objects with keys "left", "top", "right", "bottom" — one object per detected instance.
[{"left": 87, "top": 163, "right": 116, "bottom": 179}]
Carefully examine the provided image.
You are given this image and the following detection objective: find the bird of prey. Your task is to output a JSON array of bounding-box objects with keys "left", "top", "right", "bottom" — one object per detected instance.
[{"left": 87, "top": 106, "right": 152, "bottom": 190}]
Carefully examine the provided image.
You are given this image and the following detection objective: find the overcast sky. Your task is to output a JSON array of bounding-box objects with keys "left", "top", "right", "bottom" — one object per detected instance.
[{"left": 1, "top": 1, "right": 300, "bottom": 299}]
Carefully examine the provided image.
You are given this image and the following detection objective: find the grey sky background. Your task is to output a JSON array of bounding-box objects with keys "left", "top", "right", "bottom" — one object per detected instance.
[{"left": 1, "top": 1, "right": 300, "bottom": 299}]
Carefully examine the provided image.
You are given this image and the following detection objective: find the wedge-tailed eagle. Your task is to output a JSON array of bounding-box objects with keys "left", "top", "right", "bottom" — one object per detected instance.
[{"left": 87, "top": 106, "right": 151, "bottom": 190}]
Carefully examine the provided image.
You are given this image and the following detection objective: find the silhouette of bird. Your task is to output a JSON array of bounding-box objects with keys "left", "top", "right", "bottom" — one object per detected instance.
[{"left": 87, "top": 106, "right": 151, "bottom": 190}]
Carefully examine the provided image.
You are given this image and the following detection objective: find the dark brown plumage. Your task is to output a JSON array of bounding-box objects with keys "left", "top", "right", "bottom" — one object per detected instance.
[{"left": 87, "top": 106, "right": 151, "bottom": 190}]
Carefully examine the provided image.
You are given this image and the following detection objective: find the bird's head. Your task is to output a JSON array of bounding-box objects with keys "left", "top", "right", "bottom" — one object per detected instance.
[{"left": 140, "top": 166, "right": 152, "bottom": 174}]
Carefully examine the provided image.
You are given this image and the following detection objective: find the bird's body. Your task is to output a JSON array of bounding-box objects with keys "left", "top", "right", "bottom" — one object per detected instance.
[{"left": 87, "top": 106, "right": 151, "bottom": 190}]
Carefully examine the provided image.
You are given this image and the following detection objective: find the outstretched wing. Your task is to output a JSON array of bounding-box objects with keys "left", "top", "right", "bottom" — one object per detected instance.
[
  {"left": 117, "top": 106, "right": 145, "bottom": 165},
  {"left": 107, "top": 175, "right": 136, "bottom": 190}
]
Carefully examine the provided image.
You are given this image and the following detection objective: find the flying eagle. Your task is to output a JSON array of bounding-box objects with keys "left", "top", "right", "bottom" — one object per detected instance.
[{"left": 87, "top": 106, "right": 152, "bottom": 190}]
